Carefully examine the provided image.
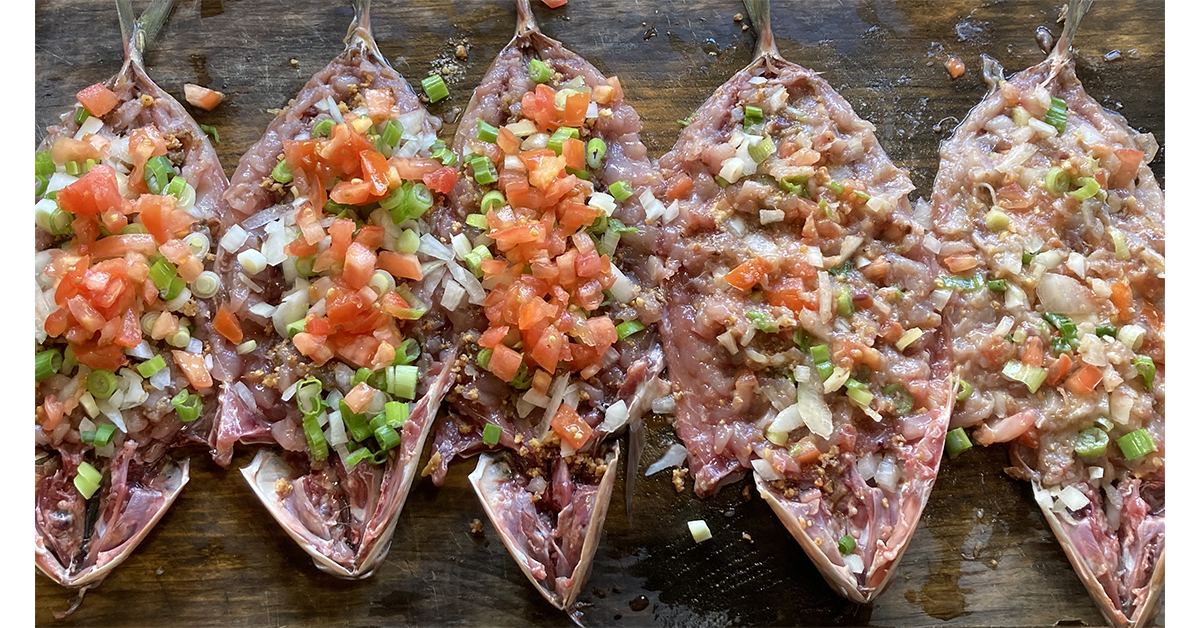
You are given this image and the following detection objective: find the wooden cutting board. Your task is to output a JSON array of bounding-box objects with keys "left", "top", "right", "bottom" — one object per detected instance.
[{"left": 34, "top": 0, "right": 1165, "bottom": 625}]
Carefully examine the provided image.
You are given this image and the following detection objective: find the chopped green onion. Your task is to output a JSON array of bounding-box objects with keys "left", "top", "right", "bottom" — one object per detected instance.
[
  {"left": 810, "top": 344, "right": 830, "bottom": 364},
  {"left": 1002, "top": 360, "right": 1049, "bottom": 393},
  {"left": 286, "top": 319, "right": 306, "bottom": 338},
  {"left": 1044, "top": 96, "right": 1068, "bottom": 133},
  {"left": 35, "top": 348, "right": 63, "bottom": 381},
  {"left": 1022, "top": 251, "right": 1034, "bottom": 265},
  {"left": 748, "top": 136, "right": 776, "bottom": 163},
  {"left": 954, "top": 377, "right": 973, "bottom": 402},
  {"left": 480, "top": 190, "right": 506, "bottom": 213},
  {"left": 374, "top": 423, "right": 401, "bottom": 451},
  {"left": 271, "top": 159, "right": 293, "bottom": 184},
  {"left": 1095, "top": 416, "right": 1115, "bottom": 432},
  {"left": 191, "top": 271, "right": 221, "bottom": 299},
  {"left": 1095, "top": 326, "right": 1117, "bottom": 338},
  {"left": 1133, "top": 356, "right": 1156, "bottom": 388},
  {"left": 466, "top": 214, "right": 490, "bottom": 229},
  {"left": 609, "top": 181, "right": 633, "bottom": 202},
  {"left": 1116, "top": 428, "right": 1155, "bottom": 461},
  {"left": 340, "top": 400, "right": 371, "bottom": 442},
  {"left": 482, "top": 423, "right": 502, "bottom": 446},
  {"left": 1069, "top": 177, "right": 1100, "bottom": 200},
  {"left": 87, "top": 369, "right": 119, "bottom": 400},
  {"left": 745, "top": 311, "right": 778, "bottom": 333},
  {"left": 882, "top": 383, "right": 913, "bottom": 415},
  {"left": 1109, "top": 227, "right": 1129, "bottom": 260},
  {"left": 396, "top": 338, "right": 421, "bottom": 365},
  {"left": 74, "top": 107, "right": 89, "bottom": 125},
  {"left": 528, "top": 58, "right": 553, "bottom": 83},
  {"left": 470, "top": 156, "right": 498, "bottom": 185},
  {"left": 35, "top": 151, "right": 55, "bottom": 176},
  {"left": 815, "top": 361, "right": 834, "bottom": 381},
  {"left": 844, "top": 379, "right": 873, "bottom": 407},
  {"left": 385, "top": 364, "right": 419, "bottom": 399},
  {"left": 1045, "top": 167, "right": 1069, "bottom": 195},
  {"left": 1050, "top": 336, "right": 1073, "bottom": 356},
  {"left": 937, "top": 274, "right": 985, "bottom": 291},
  {"left": 464, "top": 244, "right": 493, "bottom": 277},
  {"left": 510, "top": 363, "right": 532, "bottom": 390},
  {"left": 1074, "top": 427, "right": 1109, "bottom": 458},
  {"left": 476, "top": 348, "right": 493, "bottom": 370},
  {"left": 397, "top": 229, "right": 420, "bottom": 254},
  {"left": 421, "top": 74, "right": 449, "bottom": 103},
  {"left": 346, "top": 446, "right": 374, "bottom": 467},
  {"left": 586, "top": 138, "right": 607, "bottom": 169},
  {"left": 64, "top": 160, "right": 82, "bottom": 176},
  {"left": 303, "top": 412, "right": 329, "bottom": 460},
  {"left": 828, "top": 180, "right": 845, "bottom": 195},
  {"left": 312, "top": 119, "right": 334, "bottom": 138},
  {"left": 380, "top": 119, "right": 402, "bottom": 147},
  {"left": 198, "top": 123, "right": 220, "bottom": 143},
  {"left": 136, "top": 355, "right": 167, "bottom": 378},
  {"left": 402, "top": 183, "right": 434, "bottom": 219},
  {"left": 91, "top": 423, "right": 117, "bottom": 447},
  {"left": 547, "top": 126, "right": 579, "bottom": 155},
  {"left": 353, "top": 367, "right": 374, "bottom": 387},
  {"left": 294, "top": 378, "right": 324, "bottom": 416},
  {"left": 988, "top": 279, "right": 1007, "bottom": 292},
  {"left": 1042, "top": 312, "right": 1078, "bottom": 341},
  {"left": 171, "top": 390, "right": 203, "bottom": 422},
  {"left": 144, "top": 155, "right": 173, "bottom": 194},
  {"left": 792, "top": 329, "right": 810, "bottom": 351},
  {"left": 384, "top": 401, "right": 409, "bottom": 428},
  {"left": 985, "top": 208, "right": 1010, "bottom": 232},
  {"left": 74, "top": 461, "right": 102, "bottom": 499},
  {"left": 837, "top": 534, "right": 856, "bottom": 555},
  {"left": 162, "top": 276, "right": 186, "bottom": 301},
  {"left": 743, "top": 105, "right": 763, "bottom": 129},
  {"left": 836, "top": 285, "right": 854, "bottom": 318},
  {"left": 946, "top": 427, "right": 973, "bottom": 458},
  {"left": 35, "top": 174, "right": 50, "bottom": 197},
  {"left": 149, "top": 258, "right": 178, "bottom": 291},
  {"left": 476, "top": 119, "right": 499, "bottom": 144},
  {"left": 615, "top": 320, "right": 646, "bottom": 340}
]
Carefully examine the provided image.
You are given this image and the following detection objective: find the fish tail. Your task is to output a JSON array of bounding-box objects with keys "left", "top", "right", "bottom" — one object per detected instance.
[
  {"left": 1045, "top": 0, "right": 1092, "bottom": 83},
  {"left": 743, "top": 0, "right": 779, "bottom": 60},
  {"left": 117, "top": 0, "right": 175, "bottom": 67},
  {"left": 516, "top": 0, "right": 540, "bottom": 38},
  {"left": 347, "top": 0, "right": 373, "bottom": 44}
]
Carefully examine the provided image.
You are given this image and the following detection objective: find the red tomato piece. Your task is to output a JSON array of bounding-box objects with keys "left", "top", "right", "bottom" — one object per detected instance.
[
  {"left": 497, "top": 126, "right": 520, "bottom": 155},
  {"left": 344, "top": 382, "right": 378, "bottom": 413},
  {"left": 85, "top": 234, "right": 158, "bottom": 260},
  {"left": 183, "top": 83, "right": 224, "bottom": 111},
  {"left": 74, "top": 342, "right": 126, "bottom": 370},
  {"left": 479, "top": 326, "right": 510, "bottom": 349},
  {"left": 392, "top": 156, "right": 441, "bottom": 181},
  {"left": 51, "top": 137, "right": 101, "bottom": 166},
  {"left": 172, "top": 350, "right": 214, "bottom": 389},
  {"left": 665, "top": 173, "right": 694, "bottom": 200},
  {"left": 293, "top": 332, "right": 335, "bottom": 366},
  {"left": 377, "top": 251, "right": 423, "bottom": 281},
  {"left": 561, "top": 92, "right": 589, "bottom": 127},
  {"left": 319, "top": 123, "right": 375, "bottom": 176},
  {"left": 561, "top": 137, "right": 586, "bottom": 170},
  {"left": 360, "top": 150, "right": 391, "bottom": 197},
  {"left": 530, "top": 325, "right": 565, "bottom": 373},
  {"left": 1064, "top": 364, "right": 1103, "bottom": 396},
  {"left": 423, "top": 166, "right": 458, "bottom": 194},
  {"left": 550, "top": 402, "right": 592, "bottom": 450},
  {"left": 330, "top": 178, "right": 375, "bottom": 205},
  {"left": 76, "top": 82, "right": 119, "bottom": 117},
  {"left": 56, "top": 165, "right": 132, "bottom": 218},
  {"left": 487, "top": 344, "right": 524, "bottom": 383},
  {"left": 214, "top": 304, "right": 244, "bottom": 345},
  {"left": 363, "top": 89, "right": 394, "bottom": 123},
  {"left": 725, "top": 258, "right": 772, "bottom": 291},
  {"left": 343, "top": 242, "right": 377, "bottom": 289}
]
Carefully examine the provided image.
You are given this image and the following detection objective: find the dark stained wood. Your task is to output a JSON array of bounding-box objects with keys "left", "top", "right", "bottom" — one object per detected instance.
[{"left": 35, "top": 0, "right": 1165, "bottom": 625}]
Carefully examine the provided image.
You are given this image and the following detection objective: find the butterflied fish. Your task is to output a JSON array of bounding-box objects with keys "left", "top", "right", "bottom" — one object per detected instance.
[
  {"left": 35, "top": 0, "right": 225, "bottom": 590},
  {"left": 421, "top": 0, "right": 668, "bottom": 611},
  {"left": 217, "top": 0, "right": 456, "bottom": 578},
  {"left": 930, "top": 2, "right": 1164, "bottom": 625},
  {"left": 653, "top": 0, "right": 953, "bottom": 603}
]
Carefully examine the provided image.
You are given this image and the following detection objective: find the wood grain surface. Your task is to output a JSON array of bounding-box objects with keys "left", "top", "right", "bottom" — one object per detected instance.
[{"left": 34, "top": 0, "right": 1165, "bottom": 625}]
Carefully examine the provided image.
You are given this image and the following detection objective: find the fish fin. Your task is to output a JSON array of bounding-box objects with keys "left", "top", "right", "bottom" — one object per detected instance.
[
  {"left": 624, "top": 414, "right": 644, "bottom": 523},
  {"left": 743, "top": 0, "right": 779, "bottom": 60},
  {"left": 515, "top": 0, "right": 540, "bottom": 38},
  {"left": 117, "top": 0, "right": 175, "bottom": 67},
  {"left": 980, "top": 54, "right": 1006, "bottom": 91},
  {"left": 1044, "top": 0, "right": 1092, "bottom": 85}
]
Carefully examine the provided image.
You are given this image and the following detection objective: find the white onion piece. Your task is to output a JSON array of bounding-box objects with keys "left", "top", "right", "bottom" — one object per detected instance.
[
  {"left": 609, "top": 265, "right": 634, "bottom": 303},
  {"left": 441, "top": 279, "right": 467, "bottom": 311},
  {"left": 47, "top": 172, "right": 78, "bottom": 193},
  {"left": 598, "top": 399, "right": 629, "bottom": 433},
  {"left": 74, "top": 116, "right": 104, "bottom": 140},
  {"left": 1037, "top": 273, "right": 1095, "bottom": 316},
  {"left": 843, "top": 553, "right": 865, "bottom": 574},
  {"left": 516, "top": 396, "right": 536, "bottom": 419},
  {"left": 751, "top": 458, "right": 782, "bottom": 482},
  {"left": 857, "top": 452, "right": 879, "bottom": 482},
  {"left": 1057, "top": 485, "right": 1089, "bottom": 512},
  {"left": 645, "top": 444, "right": 688, "bottom": 476},
  {"left": 418, "top": 233, "right": 454, "bottom": 260},
  {"left": 651, "top": 395, "right": 676, "bottom": 415},
  {"left": 538, "top": 375, "right": 570, "bottom": 437},
  {"left": 272, "top": 281, "right": 310, "bottom": 338},
  {"left": 875, "top": 456, "right": 900, "bottom": 492},
  {"left": 526, "top": 475, "right": 547, "bottom": 495},
  {"left": 930, "top": 289, "right": 952, "bottom": 311},
  {"left": 126, "top": 340, "right": 154, "bottom": 360},
  {"left": 249, "top": 302, "right": 278, "bottom": 319},
  {"left": 149, "top": 367, "right": 171, "bottom": 390},
  {"left": 766, "top": 404, "right": 802, "bottom": 444},
  {"left": 186, "top": 337, "right": 203, "bottom": 354},
  {"left": 688, "top": 520, "right": 712, "bottom": 543},
  {"left": 522, "top": 388, "right": 551, "bottom": 409},
  {"left": 220, "top": 224, "right": 248, "bottom": 252},
  {"left": 797, "top": 380, "right": 833, "bottom": 438},
  {"left": 326, "top": 409, "right": 348, "bottom": 447}
]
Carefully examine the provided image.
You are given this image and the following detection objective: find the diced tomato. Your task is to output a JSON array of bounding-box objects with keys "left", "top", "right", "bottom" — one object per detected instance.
[
  {"left": 380, "top": 291, "right": 417, "bottom": 320},
  {"left": 1021, "top": 336, "right": 1044, "bottom": 367},
  {"left": 665, "top": 173, "right": 694, "bottom": 200},
  {"left": 343, "top": 242, "right": 377, "bottom": 289},
  {"left": 487, "top": 344, "right": 524, "bottom": 382},
  {"left": 320, "top": 123, "right": 376, "bottom": 176},
  {"left": 56, "top": 165, "right": 132, "bottom": 218},
  {"left": 305, "top": 316, "right": 334, "bottom": 336},
  {"left": 344, "top": 382, "right": 378, "bottom": 413},
  {"left": 506, "top": 179, "right": 545, "bottom": 209},
  {"left": 479, "top": 326, "right": 510, "bottom": 349},
  {"left": 1110, "top": 280, "right": 1133, "bottom": 321},
  {"left": 496, "top": 126, "right": 521, "bottom": 155},
  {"left": 77, "top": 82, "right": 119, "bottom": 117},
  {"left": 41, "top": 395, "right": 64, "bottom": 431},
  {"left": 114, "top": 308, "right": 141, "bottom": 348},
  {"left": 353, "top": 225, "right": 386, "bottom": 250},
  {"left": 521, "top": 84, "right": 558, "bottom": 131},
  {"left": 423, "top": 166, "right": 458, "bottom": 195},
  {"left": 587, "top": 316, "right": 618, "bottom": 347},
  {"left": 789, "top": 437, "right": 820, "bottom": 463},
  {"left": 541, "top": 0, "right": 567, "bottom": 7},
  {"left": 127, "top": 126, "right": 168, "bottom": 194},
  {"left": 283, "top": 138, "right": 320, "bottom": 174},
  {"left": 377, "top": 251, "right": 423, "bottom": 281},
  {"left": 561, "top": 137, "right": 586, "bottom": 171},
  {"left": 51, "top": 137, "right": 101, "bottom": 166},
  {"left": 530, "top": 325, "right": 565, "bottom": 373},
  {"left": 293, "top": 332, "right": 335, "bottom": 366},
  {"left": 543, "top": 173, "right": 579, "bottom": 205},
  {"left": 330, "top": 178, "right": 377, "bottom": 205},
  {"left": 214, "top": 304, "right": 244, "bottom": 345},
  {"left": 944, "top": 254, "right": 978, "bottom": 274},
  {"left": 558, "top": 201, "right": 596, "bottom": 232},
  {"left": 532, "top": 369, "right": 552, "bottom": 395},
  {"left": 1046, "top": 354, "right": 1073, "bottom": 386},
  {"left": 725, "top": 258, "right": 772, "bottom": 291},
  {"left": 363, "top": 89, "right": 394, "bottom": 123},
  {"left": 44, "top": 308, "right": 69, "bottom": 337},
  {"left": 84, "top": 234, "right": 158, "bottom": 260},
  {"left": 135, "top": 194, "right": 196, "bottom": 244},
  {"left": 150, "top": 311, "right": 179, "bottom": 340},
  {"left": 527, "top": 155, "right": 566, "bottom": 191},
  {"left": 292, "top": 204, "right": 325, "bottom": 248},
  {"left": 169, "top": 351, "right": 212, "bottom": 390},
  {"left": 1110, "top": 148, "right": 1144, "bottom": 189},
  {"left": 765, "top": 278, "right": 816, "bottom": 312},
  {"left": 285, "top": 236, "right": 319, "bottom": 257},
  {"left": 66, "top": 295, "right": 104, "bottom": 333},
  {"left": 74, "top": 342, "right": 126, "bottom": 370},
  {"left": 183, "top": 83, "right": 224, "bottom": 111},
  {"left": 369, "top": 341, "right": 396, "bottom": 371},
  {"left": 550, "top": 402, "right": 592, "bottom": 450},
  {"left": 1063, "top": 364, "right": 1103, "bottom": 396},
  {"left": 360, "top": 150, "right": 391, "bottom": 197},
  {"left": 391, "top": 157, "right": 440, "bottom": 181}
]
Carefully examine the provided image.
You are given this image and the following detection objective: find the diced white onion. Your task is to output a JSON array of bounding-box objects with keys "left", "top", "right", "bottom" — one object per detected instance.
[
  {"left": 896, "top": 328, "right": 924, "bottom": 351},
  {"left": 1089, "top": 466, "right": 1104, "bottom": 480},
  {"left": 930, "top": 289, "right": 952, "bottom": 311},
  {"left": 126, "top": 340, "right": 154, "bottom": 360},
  {"left": 645, "top": 443, "right": 688, "bottom": 476},
  {"left": 149, "top": 367, "right": 171, "bottom": 390},
  {"left": 994, "top": 316, "right": 1014, "bottom": 338},
  {"left": 1117, "top": 324, "right": 1146, "bottom": 351},
  {"left": 857, "top": 452, "right": 879, "bottom": 482},
  {"left": 719, "top": 157, "right": 745, "bottom": 184},
  {"left": 165, "top": 288, "right": 192, "bottom": 312},
  {"left": 652, "top": 395, "right": 676, "bottom": 415},
  {"left": 922, "top": 234, "right": 942, "bottom": 254},
  {"left": 597, "top": 399, "right": 630, "bottom": 434},
  {"left": 587, "top": 192, "right": 616, "bottom": 216},
  {"left": 875, "top": 456, "right": 900, "bottom": 492},
  {"left": 451, "top": 233, "right": 473, "bottom": 260},
  {"left": 220, "top": 224, "right": 249, "bottom": 252},
  {"left": 759, "top": 209, "right": 785, "bottom": 224},
  {"left": 47, "top": 172, "right": 78, "bottom": 193},
  {"left": 640, "top": 189, "right": 667, "bottom": 222},
  {"left": 538, "top": 375, "right": 570, "bottom": 437},
  {"left": 688, "top": 520, "right": 713, "bottom": 543},
  {"left": 505, "top": 119, "right": 538, "bottom": 137},
  {"left": 238, "top": 249, "right": 268, "bottom": 275},
  {"left": 1028, "top": 117, "right": 1057, "bottom": 138},
  {"left": 663, "top": 200, "right": 680, "bottom": 223},
  {"left": 824, "top": 366, "right": 850, "bottom": 394},
  {"left": 186, "top": 337, "right": 203, "bottom": 354},
  {"left": 236, "top": 340, "right": 257, "bottom": 355},
  {"left": 441, "top": 278, "right": 467, "bottom": 311},
  {"left": 717, "top": 330, "right": 738, "bottom": 355},
  {"left": 843, "top": 553, "right": 865, "bottom": 574},
  {"left": 1057, "top": 485, "right": 1089, "bottom": 512},
  {"left": 74, "top": 116, "right": 104, "bottom": 140},
  {"left": 249, "top": 302, "right": 278, "bottom": 318}
]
